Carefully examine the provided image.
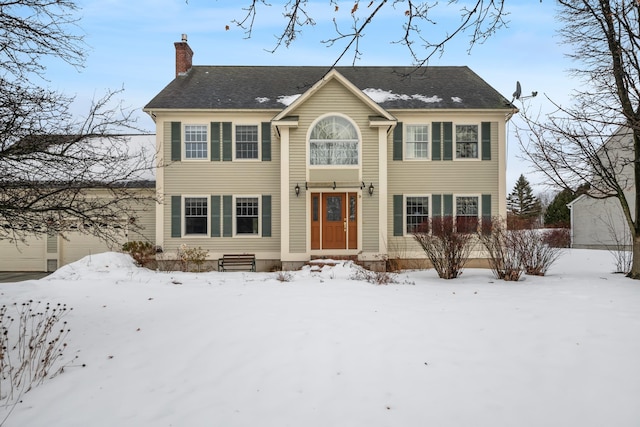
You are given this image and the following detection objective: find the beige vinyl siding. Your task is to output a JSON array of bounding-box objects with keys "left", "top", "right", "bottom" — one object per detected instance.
[
  {"left": 160, "top": 116, "right": 281, "bottom": 256},
  {"left": 289, "top": 128, "right": 306, "bottom": 253},
  {"left": 361, "top": 114, "right": 380, "bottom": 252},
  {"left": 309, "top": 169, "right": 359, "bottom": 183},
  {"left": 387, "top": 118, "right": 501, "bottom": 255},
  {"left": 127, "top": 193, "right": 157, "bottom": 244},
  {"left": 287, "top": 79, "right": 382, "bottom": 253}
]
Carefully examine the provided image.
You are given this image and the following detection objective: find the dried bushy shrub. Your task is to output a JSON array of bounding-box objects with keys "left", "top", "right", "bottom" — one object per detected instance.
[
  {"left": 122, "top": 241, "right": 156, "bottom": 268},
  {"left": 274, "top": 271, "right": 293, "bottom": 282},
  {"left": 350, "top": 265, "right": 399, "bottom": 285},
  {"left": 1, "top": 301, "right": 81, "bottom": 422},
  {"left": 520, "top": 229, "right": 563, "bottom": 276},
  {"left": 477, "top": 219, "right": 523, "bottom": 281},
  {"left": 542, "top": 228, "right": 571, "bottom": 248},
  {"left": 177, "top": 244, "right": 209, "bottom": 272},
  {"left": 413, "top": 216, "right": 473, "bottom": 279}
]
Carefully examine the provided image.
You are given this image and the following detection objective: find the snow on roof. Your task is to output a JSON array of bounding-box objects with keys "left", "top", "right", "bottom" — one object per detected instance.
[
  {"left": 363, "top": 88, "right": 442, "bottom": 104},
  {"left": 277, "top": 94, "right": 302, "bottom": 106}
]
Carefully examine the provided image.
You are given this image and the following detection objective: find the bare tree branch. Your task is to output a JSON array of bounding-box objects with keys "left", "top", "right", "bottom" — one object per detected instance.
[
  {"left": 223, "top": 0, "right": 511, "bottom": 67},
  {"left": 0, "top": 1, "right": 155, "bottom": 245},
  {"left": 517, "top": 0, "right": 640, "bottom": 277}
]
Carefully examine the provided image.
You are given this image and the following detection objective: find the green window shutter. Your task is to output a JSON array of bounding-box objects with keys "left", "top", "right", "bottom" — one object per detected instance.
[
  {"left": 482, "top": 194, "right": 492, "bottom": 218},
  {"left": 432, "top": 194, "right": 442, "bottom": 217},
  {"left": 262, "top": 195, "right": 272, "bottom": 237},
  {"left": 482, "top": 193, "right": 492, "bottom": 233},
  {"left": 222, "top": 122, "right": 232, "bottom": 161},
  {"left": 443, "top": 194, "right": 453, "bottom": 216},
  {"left": 210, "top": 195, "right": 221, "bottom": 237},
  {"left": 393, "top": 195, "right": 404, "bottom": 236},
  {"left": 222, "top": 195, "right": 233, "bottom": 237},
  {"left": 481, "top": 122, "right": 491, "bottom": 160},
  {"left": 432, "top": 122, "right": 441, "bottom": 161},
  {"left": 443, "top": 122, "right": 453, "bottom": 161},
  {"left": 211, "top": 122, "right": 221, "bottom": 161},
  {"left": 171, "top": 122, "right": 181, "bottom": 161},
  {"left": 171, "top": 196, "right": 181, "bottom": 237},
  {"left": 393, "top": 123, "right": 403, "bottom": 161},
  {"left": 261, "top": 122, "right": 271, "bottom": 161}
]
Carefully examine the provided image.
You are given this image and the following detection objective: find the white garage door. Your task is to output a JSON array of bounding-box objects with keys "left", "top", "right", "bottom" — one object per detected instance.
[
  {"left": 0, "top": 236, "right": 46, "bottom": 271},
  {"left": 60, "top": 231, "right": 126, "bottom": 267}
]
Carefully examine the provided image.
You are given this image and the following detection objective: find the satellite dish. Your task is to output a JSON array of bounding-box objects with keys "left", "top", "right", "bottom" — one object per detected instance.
[{"left": 512, "top": 81, "right": 522, "bottom": 101}]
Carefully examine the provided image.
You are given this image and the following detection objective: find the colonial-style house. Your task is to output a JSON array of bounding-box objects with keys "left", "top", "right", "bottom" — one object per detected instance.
[{"left": 143, "top": 36, "right": 514, "bottom": 271}]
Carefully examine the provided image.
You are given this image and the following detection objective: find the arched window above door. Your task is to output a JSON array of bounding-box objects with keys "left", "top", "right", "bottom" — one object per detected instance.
[{"left": 309, "top": 115, "right": 359, "bottom": 165}]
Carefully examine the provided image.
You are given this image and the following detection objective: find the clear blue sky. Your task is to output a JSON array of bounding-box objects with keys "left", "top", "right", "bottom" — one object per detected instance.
[{"left": 43, "top": 0, "right": 575, "bottom": 193}]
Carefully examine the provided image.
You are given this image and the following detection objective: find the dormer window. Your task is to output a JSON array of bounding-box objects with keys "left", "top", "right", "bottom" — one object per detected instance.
[{"left": 309, "top": 115, "right": 359, "bottom": 165}]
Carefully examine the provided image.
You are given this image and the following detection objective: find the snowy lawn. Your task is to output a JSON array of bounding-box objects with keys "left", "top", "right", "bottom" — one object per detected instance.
[{"left": 1, "top": 249, "right": 639, "bottom": 427}]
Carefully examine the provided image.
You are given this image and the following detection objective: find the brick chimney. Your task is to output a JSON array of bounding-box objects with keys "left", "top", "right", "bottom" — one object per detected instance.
[{"left": 174, "top": 34, "right": 193, "bottom": 77}]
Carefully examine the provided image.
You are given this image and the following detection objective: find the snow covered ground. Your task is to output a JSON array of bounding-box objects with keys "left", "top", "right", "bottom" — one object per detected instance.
[{"left": 1, "top": 249, "right": 639, "bottom": 427}]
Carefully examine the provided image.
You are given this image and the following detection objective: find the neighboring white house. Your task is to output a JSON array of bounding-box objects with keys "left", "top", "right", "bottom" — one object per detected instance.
[
  {"left": 569, "top": 194, "right": 633, "bottom": 249},
  {"left": 569, "top": 126, "right": 635, "bottom": 250}
]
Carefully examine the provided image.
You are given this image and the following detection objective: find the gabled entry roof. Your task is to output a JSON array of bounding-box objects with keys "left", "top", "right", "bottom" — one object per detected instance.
[{"left": 144, "top": 66, "right": 513, "bottom": 111}]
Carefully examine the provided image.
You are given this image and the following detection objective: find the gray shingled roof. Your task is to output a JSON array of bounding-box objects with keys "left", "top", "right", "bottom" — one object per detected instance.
[{"left": 144, "top": 66, "right": 512, "bottom": 111}]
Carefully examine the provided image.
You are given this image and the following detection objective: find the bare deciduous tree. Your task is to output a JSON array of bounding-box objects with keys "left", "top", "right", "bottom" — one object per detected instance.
[
  {"left": 225, "top": 0, "right": 510, "bottom": 67},
  {"left": 516, "top": 0, "right": 640, "bottom": 277},
  {"left": 0, "top": 1, "right": 154, "bottom": 244}
]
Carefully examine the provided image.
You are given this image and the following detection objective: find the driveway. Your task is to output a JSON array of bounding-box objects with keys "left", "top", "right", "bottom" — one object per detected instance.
[{"left": 0, "top": 272, "right": 50, "bottom": 283}]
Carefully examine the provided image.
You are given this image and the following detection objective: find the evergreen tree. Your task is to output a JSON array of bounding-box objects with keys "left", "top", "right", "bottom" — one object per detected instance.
[
  {"left": 507, "top": 175, "right": 541, "bottom": 219},
  {"left": 544, "top": 184, "right": 589, "bottom": 226},
  {"left": 544, "top": 189, "right": 574, "bottom": 226}
]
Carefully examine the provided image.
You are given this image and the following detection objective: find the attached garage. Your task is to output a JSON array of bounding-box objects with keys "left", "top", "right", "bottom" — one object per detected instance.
[
  {"left": 0, "top": 134, "right": 157, "bottom": 272},
  {"left": 0, "top": 190, "right": 156, "bottom": 273}
]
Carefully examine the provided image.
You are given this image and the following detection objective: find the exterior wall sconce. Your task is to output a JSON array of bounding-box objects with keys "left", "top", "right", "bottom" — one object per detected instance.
[
  {"left": 295, "top": 183, "right": 300, "bottom": 197},
  {"left": 368, "top": 183, "right": 374, "bottom": 196}
]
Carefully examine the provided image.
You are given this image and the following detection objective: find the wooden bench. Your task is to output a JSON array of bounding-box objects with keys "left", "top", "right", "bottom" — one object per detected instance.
[{"left": 218, "top": 254, "right": 256, "bottom": 272}]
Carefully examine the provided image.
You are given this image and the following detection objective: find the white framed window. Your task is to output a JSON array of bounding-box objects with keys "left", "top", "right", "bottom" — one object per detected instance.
[
  {"left": 235, "top": 196, "right": 260, "bottom": 236},
  {"left": 455, "top": 124, "right": 479, "bottom": 159},
  {"left": 184, "top": 125, "right": 208, "bottom": 159},
  {"left": 184, "top": 196, "right": 208, "bottom": 235},
  {"left": 405, "top": 125, "right": 429, "bottom": 160},
  {"left": 309, "top": 115, "right": 359, "bottom": 166},
  {"left": 455, "top": 195, "right": 479, "bottom": 233},
  {"left": 406, "top": 195, "right": 429, "bottom": 234},
  {"left": 235, "top": 125, "right": 259, "bottom": 159}
]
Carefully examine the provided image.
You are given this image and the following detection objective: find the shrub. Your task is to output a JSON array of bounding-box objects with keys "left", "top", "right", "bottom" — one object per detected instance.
[
  {"left": 1, "top": 301, "right": 80, "bottom": 420},
  {"left": 413, "top": 216, "right": 473, "bottom": 279},
  {"left": 520, "top": 229, "right": 563, "bottom": 276},
  {"left": 350, "top": 265, "right": 399, "bottom": 285},
  {"left": 122, "top": 241, "right": 156, "bottom": 267},
  {"left": 274, "top": 271, "right": 293, "bottom": 282},
  {"left": 177, "top": 244, "right": 209, "bottom": 272},
  {"left": 477, "top": 219, "right": 523, "bottom": 281},
  {"left": 542, "top": 228, "right": 570, "bottom": 248}
]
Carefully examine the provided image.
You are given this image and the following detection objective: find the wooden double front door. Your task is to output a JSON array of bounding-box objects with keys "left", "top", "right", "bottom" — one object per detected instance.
[{"left": 311, "top": 192, "right": 357, "bottom": 250}]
